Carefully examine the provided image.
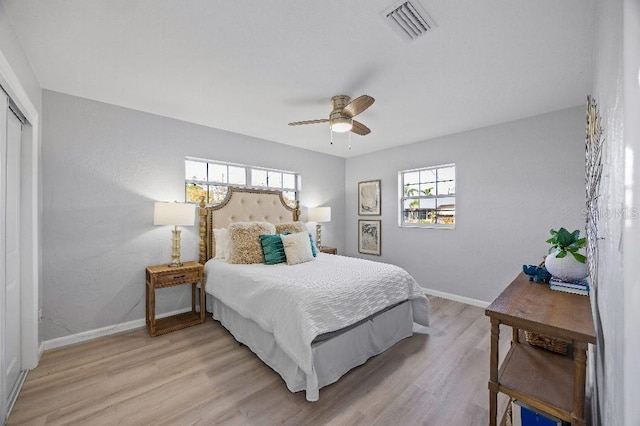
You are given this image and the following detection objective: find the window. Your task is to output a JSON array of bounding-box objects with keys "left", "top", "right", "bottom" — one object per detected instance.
[
  {"left": 185, "top": 158, "right": 299, "bottom": 207},
  {"left": 399, "top": 164, "right": 455, "bottom": 228}
]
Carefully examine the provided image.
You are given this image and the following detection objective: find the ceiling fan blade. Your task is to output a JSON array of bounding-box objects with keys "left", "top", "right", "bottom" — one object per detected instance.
[
  {"left": 288, "top": 119, "right": 330, "bottom": 126},
  {"left": 342, "top": 95, "right": 375, "bottom": 118},
  {"left": 351, "top": 120, "right": 371, "bottom": 136}
]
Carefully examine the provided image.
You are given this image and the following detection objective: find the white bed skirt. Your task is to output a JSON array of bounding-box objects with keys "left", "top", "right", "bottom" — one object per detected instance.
[{"left": 207, "top": 296, "right": 414, "bottom": 402}]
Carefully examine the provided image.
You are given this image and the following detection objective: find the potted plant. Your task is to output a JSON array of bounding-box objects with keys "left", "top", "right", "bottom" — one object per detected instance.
[{"left": 544, "top": 227, "right": 588, "bottom": 281}]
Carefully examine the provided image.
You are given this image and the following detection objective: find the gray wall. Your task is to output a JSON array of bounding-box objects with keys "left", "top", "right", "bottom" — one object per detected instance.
[
  {"left": 41, "top": 90, "right": 345, "bottom": 340},
  {"left": 345, "top": 106, "right": 586, "bottom": 304}
]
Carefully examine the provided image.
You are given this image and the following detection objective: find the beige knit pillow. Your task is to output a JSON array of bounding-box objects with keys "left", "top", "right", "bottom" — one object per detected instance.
[
  {"left": 275, "top": 221, "right": 307, "bottom": 235},
  {"left": 227, "top": 222, "right": 276, "bottom": 264}
]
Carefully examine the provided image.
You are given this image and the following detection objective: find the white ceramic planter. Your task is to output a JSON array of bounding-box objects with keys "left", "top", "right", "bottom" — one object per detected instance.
[{"left": 545, "top": 250, "right": 588, "bottom": 282}]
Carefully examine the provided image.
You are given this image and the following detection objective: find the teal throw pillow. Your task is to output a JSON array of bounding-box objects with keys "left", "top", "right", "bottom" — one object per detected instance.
[
  {"left": 259, "top": 234, "right": 287, "bottom": 265},
  {"left": 308, "top": 233, "right": 317, "bottom": 257}
]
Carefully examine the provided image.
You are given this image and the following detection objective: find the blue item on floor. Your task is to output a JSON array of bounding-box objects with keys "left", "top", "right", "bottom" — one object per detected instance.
[{"left": 512, "top": 400, "right": 565, "bottom": 426}]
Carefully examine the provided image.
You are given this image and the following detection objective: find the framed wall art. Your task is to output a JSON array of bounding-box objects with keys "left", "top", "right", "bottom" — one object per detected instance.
[
  {"left": 358, "top": 219, "right": 381, "bottom": 255},
  {"left": 358, "top": 179, "right": 381, "bottom": 215}
]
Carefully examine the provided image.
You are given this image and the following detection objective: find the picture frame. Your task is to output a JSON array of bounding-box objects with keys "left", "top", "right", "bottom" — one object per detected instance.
[
  {"left": 358, "top": 179, "right": 381, "bottom": 216},
  {"left": 358, "top": 219, "right": 381, "bottom": 255}
]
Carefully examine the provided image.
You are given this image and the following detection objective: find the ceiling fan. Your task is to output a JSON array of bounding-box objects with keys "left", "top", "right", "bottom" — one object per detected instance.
[{"left": 288, "top": 95, "right": 375, "bottom": 136}]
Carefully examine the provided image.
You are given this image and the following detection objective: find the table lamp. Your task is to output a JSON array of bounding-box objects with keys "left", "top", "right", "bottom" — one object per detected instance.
[
  {"left": 153, "top": 201, "right": 195, "bottom": 267},
  {"left": 308, "top": 206, "right": 331, "bottom": 249}
]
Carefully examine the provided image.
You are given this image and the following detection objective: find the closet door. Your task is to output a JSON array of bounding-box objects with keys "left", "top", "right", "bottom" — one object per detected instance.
[
  {"left": 0, "top": 93, "right": 7, "bottom": 422},
  {"left": 1, "top": 91, "right": 23, "bottom": 422},
  {"left": 4, "top": 103, "right": 22, "bottom": 401}
]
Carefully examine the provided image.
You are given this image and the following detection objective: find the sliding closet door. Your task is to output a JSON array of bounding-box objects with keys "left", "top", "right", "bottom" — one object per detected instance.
[
  {"left": 0, "top": 90, "right": 24, "bottom": 423},
  {"left": 4, "top": 103, "right": 22, "bottom": 402}
]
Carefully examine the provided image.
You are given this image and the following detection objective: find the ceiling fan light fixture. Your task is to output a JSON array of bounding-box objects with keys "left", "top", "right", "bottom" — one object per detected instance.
[{"left": 331, "top": 116, "right": 353, "bottom": 133}]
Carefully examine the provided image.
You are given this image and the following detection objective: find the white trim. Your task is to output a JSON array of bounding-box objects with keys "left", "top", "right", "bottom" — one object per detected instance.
[
  {"left": 23, "top": 122, "right": 39, "bottom": 370},
  {"left": 41, "top": 308, "right": 192, "bottom": 351},
  {"left": 422, "top": 287, "right": 489, "bottom": 308}
]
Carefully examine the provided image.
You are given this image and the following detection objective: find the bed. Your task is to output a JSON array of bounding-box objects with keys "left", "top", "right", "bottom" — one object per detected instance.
[{"left": 198, "top": 187, "right": 430, "bottom": 401}]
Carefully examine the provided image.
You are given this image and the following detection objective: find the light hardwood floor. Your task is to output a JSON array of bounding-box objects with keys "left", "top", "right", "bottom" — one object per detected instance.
[{"left": 8, "top": 297, "right": 510, "bottom": 425}]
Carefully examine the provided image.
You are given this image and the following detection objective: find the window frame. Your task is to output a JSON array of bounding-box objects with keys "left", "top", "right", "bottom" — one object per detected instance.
[
  {"left": 398, "top": 163, "right": 456, "bottom": 229},
  {"left": 184, "top": 157, "right": 300, "bottom": 207}
]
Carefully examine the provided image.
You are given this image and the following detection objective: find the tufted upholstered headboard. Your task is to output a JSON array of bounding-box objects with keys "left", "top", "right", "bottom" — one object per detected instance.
[{"left": 198, "top": 186, "right": 300, "bottom": 263}]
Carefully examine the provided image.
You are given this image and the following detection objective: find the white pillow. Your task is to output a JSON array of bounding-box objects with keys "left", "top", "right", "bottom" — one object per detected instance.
[
  {"left": 212, "top": 228, "right": 229, "bottom": 260},
  {"left": 281, "top": 232, "right": 315, "bottom": 265}
]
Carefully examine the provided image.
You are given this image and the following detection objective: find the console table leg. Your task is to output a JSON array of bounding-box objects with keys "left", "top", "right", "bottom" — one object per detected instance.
[
  {"left": 572, "top": 341, "right": 588, "bottom": 426},
  {"left": 489, "top": 318, "right": 500, "bottom": 426}
]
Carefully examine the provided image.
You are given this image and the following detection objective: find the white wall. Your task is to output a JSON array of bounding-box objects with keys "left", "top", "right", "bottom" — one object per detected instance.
[
  {"left": 0, "top": 6, "right": 40, "bottom": 110},
  {"left": 41, "top": 90, "right": 345, "bottom": 341},
  {"left": 622, "top": 2, "right": 640, "bottom": 424},
  {"left": 590, "top": 0, "right": 640, "bottom": 424},
  {"left": 590, "top": 0, "right": 624, "bottom": 424},
  {"left": 346, "top": 107, "right": 586, "bottom": 304}
]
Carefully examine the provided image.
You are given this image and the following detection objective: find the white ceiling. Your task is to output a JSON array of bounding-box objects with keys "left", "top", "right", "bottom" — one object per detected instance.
[{"left": 3, "top": 0, "right": 596, "bottom": 158}]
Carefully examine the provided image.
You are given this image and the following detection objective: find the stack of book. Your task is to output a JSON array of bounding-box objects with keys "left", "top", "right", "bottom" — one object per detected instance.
[{"left": 549, "top": 277, "right": 589, "bottom": 296}]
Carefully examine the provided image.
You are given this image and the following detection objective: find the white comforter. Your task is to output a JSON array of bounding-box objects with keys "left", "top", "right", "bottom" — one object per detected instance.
[{"left": 204, "top": 253, "right": 430, "bottom": 380}]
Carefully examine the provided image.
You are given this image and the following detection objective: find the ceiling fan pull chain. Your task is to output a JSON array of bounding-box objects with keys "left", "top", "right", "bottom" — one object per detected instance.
[
  {"left": 348, "top": 131, "right": 352, "bottom": 150},
  {"left": 330, "top": 127, "right": 333, "bottom": 144}
]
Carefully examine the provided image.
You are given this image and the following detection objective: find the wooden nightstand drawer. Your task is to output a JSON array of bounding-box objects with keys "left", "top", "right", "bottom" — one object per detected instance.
[
  {"left": 153, "top": 268, "right": 202, "bottom": 287},
  {"left": 319, "top": 246, "right": 337, "bottom": 255}
]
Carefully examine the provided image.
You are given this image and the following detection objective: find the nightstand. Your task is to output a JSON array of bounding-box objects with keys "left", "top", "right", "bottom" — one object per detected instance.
[
  {"left": 145, "top": 261, "right": 205, "bottom": 337},
  {"left": 319, "top": 246, "right": 337, "bottom": 255}
]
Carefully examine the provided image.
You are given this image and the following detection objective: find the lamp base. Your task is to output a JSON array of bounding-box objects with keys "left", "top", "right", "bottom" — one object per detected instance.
[
  {"left": 316, "top": 223, "right": 322, "bottom": 249},
  {"left": 169, "top": 227, "right": 183, "bottom": 267}
]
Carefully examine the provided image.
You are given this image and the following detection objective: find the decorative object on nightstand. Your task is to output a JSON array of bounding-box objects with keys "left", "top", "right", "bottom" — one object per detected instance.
[
  {"left": 319, "top": 246, "right": 337, "bottom": 255},
  {"left": 522, "top": 264, "right": 552, "bottom": 283},
  {"left": 153, "top": 201, "right": 195, "bottom": 267},
  {"left": 544, "top": 227, "right": 587, "bottom": 282},
  {"left": 308, "top": 206, "right": 331, "bottom": 249},
  {"left": 145, "top": 261, "right": 204, "bottom": 337}
]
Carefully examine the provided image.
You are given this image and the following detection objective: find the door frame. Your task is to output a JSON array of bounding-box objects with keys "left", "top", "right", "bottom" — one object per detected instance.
[{"left": 0, "top": 46, "right": 40, "bottom": 422}]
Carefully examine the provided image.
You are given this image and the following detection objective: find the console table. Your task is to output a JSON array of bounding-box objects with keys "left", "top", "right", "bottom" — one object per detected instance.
[{"left": 485, "top": 273, "right": 596, "bottom": 425}]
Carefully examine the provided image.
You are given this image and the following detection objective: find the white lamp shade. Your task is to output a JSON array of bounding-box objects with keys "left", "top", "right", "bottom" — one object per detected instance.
[
  {"left": 308, "top": 206, "right": 331, "bottom": 223},
  {"left": 153, "top": 202, "right": 195, "bottom": 226}
]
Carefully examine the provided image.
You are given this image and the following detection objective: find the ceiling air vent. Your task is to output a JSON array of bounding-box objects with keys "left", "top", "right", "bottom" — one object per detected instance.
[{"left": 382, "top": 1, "right": 437, "bottom": 42}]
